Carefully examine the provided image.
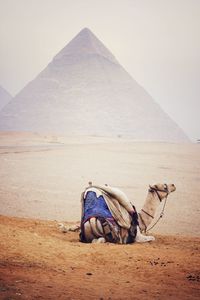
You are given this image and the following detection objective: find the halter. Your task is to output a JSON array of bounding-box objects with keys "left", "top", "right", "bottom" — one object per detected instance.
[
  {"left": 148, "top": 183, "right": 169, "bottom": 202},
  {"left": 139, "top": 184, "right": 169, "bottom": 233}
]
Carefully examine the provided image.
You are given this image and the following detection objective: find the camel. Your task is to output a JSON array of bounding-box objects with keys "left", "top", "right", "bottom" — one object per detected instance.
[{"left": 79, "top": 183, "right": 176, "bottom": 244}]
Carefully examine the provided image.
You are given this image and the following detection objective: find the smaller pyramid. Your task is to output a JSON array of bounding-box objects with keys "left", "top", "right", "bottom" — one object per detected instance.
[{"left": 0, "top": 85, "right": 12, "bottom": 110}]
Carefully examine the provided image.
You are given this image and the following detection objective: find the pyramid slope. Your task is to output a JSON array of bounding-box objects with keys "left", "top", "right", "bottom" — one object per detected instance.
[
  {"left": 0, "top": 29, "right": 189, "bottom": 142},
  {"left": 0, "top": 85, "right": 12, "bottom": 111}
]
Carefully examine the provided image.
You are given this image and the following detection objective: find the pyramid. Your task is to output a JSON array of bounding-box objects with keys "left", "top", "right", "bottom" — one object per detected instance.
[
  {"left": 0, "top": 28, "right": 189, "bottom": 142},
  {"left": 0, "top": 85, "right": 12, "bottom": 111}
]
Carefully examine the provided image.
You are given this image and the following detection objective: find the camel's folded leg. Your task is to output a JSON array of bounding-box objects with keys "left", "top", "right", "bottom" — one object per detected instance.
[
  {"left": 92, "top": 237, "right": 106, "bottom": 243},
  {"left": 135, "top": 226, "right": 155, "bottom": 243}
]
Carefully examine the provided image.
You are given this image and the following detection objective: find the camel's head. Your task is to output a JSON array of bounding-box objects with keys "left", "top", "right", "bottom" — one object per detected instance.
[{"left": 149, "top": 183, "right": 176, "bottom": 200}]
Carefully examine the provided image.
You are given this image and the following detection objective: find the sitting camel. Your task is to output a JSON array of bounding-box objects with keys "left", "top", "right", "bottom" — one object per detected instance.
[{"left": 80, "top": 183, "right": 176, "bottom": 244}]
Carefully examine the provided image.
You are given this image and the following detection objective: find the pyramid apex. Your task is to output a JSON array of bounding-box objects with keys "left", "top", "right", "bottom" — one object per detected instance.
[
  {"left": 53, "top": 28, "right": 119, "bottom": 65},
  {"left": 76, "top": 27, "right": 94, "bottom": 38},
  {"left": 80, "top": 27, "right": 92, "bottom": 33}
]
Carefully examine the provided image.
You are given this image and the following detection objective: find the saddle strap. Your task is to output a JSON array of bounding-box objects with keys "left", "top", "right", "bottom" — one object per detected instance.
[{"left": 100, "top": 218, "right": 120, "bottom": 243}]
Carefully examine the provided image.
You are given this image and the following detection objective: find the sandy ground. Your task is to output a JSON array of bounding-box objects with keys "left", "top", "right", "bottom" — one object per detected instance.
[
  {"left": 0, "top": 132, "right": 200, "bottom": 299},
  {"left": 0, "top": 131, "right": 200, "bottom": 236},
  {"left": 0, "top": 215, "right": 200, "bottom": 300}
]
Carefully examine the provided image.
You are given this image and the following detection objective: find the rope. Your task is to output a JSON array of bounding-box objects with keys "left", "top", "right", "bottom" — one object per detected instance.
[{"left": 146, "top": 196, "right": 168, "bottom": 233}]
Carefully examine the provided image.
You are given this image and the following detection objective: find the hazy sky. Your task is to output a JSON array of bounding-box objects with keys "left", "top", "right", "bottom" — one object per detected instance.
[{"left": 0, "top": 0, "right": 199, "bottom": 141}]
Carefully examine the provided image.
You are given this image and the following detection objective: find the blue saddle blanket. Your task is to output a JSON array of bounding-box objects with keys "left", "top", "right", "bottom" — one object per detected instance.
[{"left": 83, "top": 191, "right": 113, "bottom": 222}]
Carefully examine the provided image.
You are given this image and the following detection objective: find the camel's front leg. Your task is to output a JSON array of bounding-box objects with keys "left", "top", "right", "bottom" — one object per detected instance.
[{"left": 135, "top": 226, "right": 155, "bottom": 243}]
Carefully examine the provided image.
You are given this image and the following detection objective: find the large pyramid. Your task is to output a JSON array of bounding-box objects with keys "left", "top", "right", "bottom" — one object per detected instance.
[
  {"left": 0, "top": 85, "right": 12, "bottom": 111},
  {"left": 0, "top": 28, "right": 188, "bottom": 142}
]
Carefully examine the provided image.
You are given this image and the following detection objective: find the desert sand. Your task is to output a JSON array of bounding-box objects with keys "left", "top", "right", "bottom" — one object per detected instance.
[{"left": 0, "top": 132, "right": 200, "bottom": 299}]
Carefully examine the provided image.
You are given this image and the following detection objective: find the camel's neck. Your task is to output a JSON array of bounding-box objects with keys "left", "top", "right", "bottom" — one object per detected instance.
[{"left": 138, "top": 191, "right": 161, "bottom": 232}]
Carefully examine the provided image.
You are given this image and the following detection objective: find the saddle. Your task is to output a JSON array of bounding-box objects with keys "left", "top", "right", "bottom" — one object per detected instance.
[{"left": 80, "top": 184, "right": 138, "bottom": 244}]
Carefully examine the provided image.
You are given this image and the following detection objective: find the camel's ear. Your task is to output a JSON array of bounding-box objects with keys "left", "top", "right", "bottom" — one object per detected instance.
[{"left": 149, "top": 185, "right": 154, "bottom": 193}]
